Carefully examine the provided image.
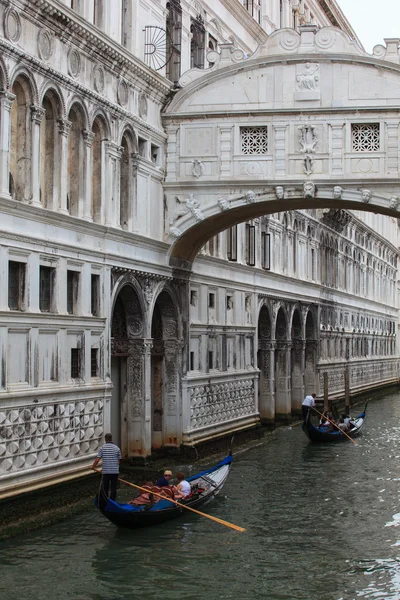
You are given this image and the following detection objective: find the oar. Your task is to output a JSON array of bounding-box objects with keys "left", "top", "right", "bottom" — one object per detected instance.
[
  {"left": 311, "top": 407, "right": 358, "bottom": 446},
  {"left": 93, "top": 469, "right": 246, "bottom": 533}
]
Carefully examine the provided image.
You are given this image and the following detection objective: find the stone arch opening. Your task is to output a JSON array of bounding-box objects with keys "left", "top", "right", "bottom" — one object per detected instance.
[
  {"left": 257, "top": 304, "right": 273, "bottom": 422},
  {"left": 110, "top": 283, "right": 144, "bottom": 457},
  {"left": 150, "top": 289, "right": 180, "bottom": 450},
  {"left": 40, "top": 90, "right": 61, "bottom": 209},
  {"left": 67, "top": 103, "right": 85, "bottom": 217},
  {"left": 91, "top": 116, "right": 107, "bottom": 224},
  {"left": 305, "top": 310, "right": 317, "bottom": 396},
  {"left": 120, "top": 129, "right": 136, "bottom": 231},
  {"left": 291, "top": 309, "right": 303, "bottom": 414},
  {"left": 10, "top": 77, "right": 33, "bottom": 201},
  {"left": 274, "top": 307, "right": 289, "bottom": 419}
]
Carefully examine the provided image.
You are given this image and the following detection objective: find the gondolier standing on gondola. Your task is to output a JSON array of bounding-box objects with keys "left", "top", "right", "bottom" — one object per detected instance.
[
  {"left": 302, "top": 393, "right": 316, "bottom": 421},
  {"left": 92, "top": 433, "right": 122, "bottom": 501}
]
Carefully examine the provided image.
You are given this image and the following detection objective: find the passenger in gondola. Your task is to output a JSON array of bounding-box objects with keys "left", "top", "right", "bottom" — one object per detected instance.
[
  {"left": 319, "top": 411, "right": 330, "bottom": 428},
  {"left": 155, "top": 469, "right": 173, "bottom": 487},
  {"left": 337, "top": 416, "right": 349, "bottom": 432},
  {"left": 173, "top": 472, "right": 192, "bottom": 499}
]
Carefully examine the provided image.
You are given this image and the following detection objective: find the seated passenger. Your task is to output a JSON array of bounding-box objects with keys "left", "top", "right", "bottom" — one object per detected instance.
[
  {"left": 129, "top": 482, "right": 155, "bottom": 506},
  {"left": 337, "top": 416, "right": 349, "bottom": 432},
  {"left": 155, "top": 469, "right": 173, "bottom": 487},
  {"left": 174, "top": 472, "right": 191, "bottom": 499},
  {"left": 319, "top": 412, "right": 330, "bottom": 428}
]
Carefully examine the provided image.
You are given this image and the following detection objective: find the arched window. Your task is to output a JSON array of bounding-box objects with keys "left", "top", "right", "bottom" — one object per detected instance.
[
  {"left": 10, "top": 78, "right": 32, "bottom": 200},
  {"left": 67, "top": 104, "right": 85, "bottom": 216}
]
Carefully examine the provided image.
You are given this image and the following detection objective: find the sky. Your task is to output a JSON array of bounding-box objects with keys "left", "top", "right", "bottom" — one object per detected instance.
[{"left": 337, "top": 0, "right": 400, "bottom": 53}]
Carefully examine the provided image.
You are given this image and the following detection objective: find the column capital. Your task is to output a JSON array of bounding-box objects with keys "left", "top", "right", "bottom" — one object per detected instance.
[
  {"left": 82, "top": 130, "right": 95, "bottom": 147},
  {"left": 0, "top": 90, "right": 15, "bottom": 110},
  {"left": 30, "top": 104, "right": 46, "bottom": 124},
  {"left": 57, "top": 118, "right": 72, "bottom": 137},
  {"left": 104, "top": 140, "right": 124, "bottom": 158}
]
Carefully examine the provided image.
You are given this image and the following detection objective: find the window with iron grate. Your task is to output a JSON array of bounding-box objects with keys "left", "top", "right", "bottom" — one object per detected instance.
[
  {"left": 240, "top": 126, "right": 268, "bottom": 154},
  {"left": 351, "top": 123, "right": 380, "bottom": 152},
  {"left": 71, "top": 348, "right": 81, "bottom": 379}
]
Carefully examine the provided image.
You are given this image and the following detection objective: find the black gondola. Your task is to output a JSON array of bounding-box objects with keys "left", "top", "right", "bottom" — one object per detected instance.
[
  {"left": 95, "top": 454, "right": 232, "bottom": 529},
  {"left": 302, "top": 403, "right": 368, "bottom": 443}
]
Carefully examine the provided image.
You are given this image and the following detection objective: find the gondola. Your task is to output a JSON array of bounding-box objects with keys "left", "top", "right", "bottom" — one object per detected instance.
[
  {"left": 95, "top": 454, "right": 232, "bottom": 529},
  {"left": 302, "top": 402, "right": 368, "bottom": 443}
]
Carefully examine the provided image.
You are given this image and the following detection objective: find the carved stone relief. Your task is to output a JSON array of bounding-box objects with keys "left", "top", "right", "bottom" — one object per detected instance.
[
  {"left": 298, "top": 125, "right": 317, "bottom": 175},
  {"left": 4, "top": 7, "right": 21, "bottom": 43},
  {"left": 138, "top": 93, "right": 148, "bottom": 119},
  {"left": 38, "top": 28, "right": 53, "bottom": 61},
  {"left": 68, "top": 48, "right": 81, "bottom": 78},
  {"left": 296, "top": 63, "right": 320, "bottom": 100},
  {"left": 93, "top": 64, "right": 105, "bottom": 94}
]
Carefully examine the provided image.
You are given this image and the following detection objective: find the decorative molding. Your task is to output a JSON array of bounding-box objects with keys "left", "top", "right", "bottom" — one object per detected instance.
[
  {"left": 37, "top": 27, "right": 54, "bottom": 61},
  {"left": 4, "top": 7, "right": 21, "bottom": 43}
]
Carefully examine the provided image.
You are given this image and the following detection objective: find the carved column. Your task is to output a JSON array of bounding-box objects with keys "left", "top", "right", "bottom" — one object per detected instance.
[
  {"left": 163, "top": 339, "right": 181, "bottom": 446},
  {"left": 142, "top": 339, "right": 153, "bottom": 456},
  {"left": 82, "top": 130, "right": 95, "bottom": 221},
  {"left": 275, "top": 341, "right": 291, "bottom": 418},
  {"left": 125, "top": 339, "right": 148, "bottom": 457},
  {"left": 0, "top": 91, "right": 15, "bottom": 197},
  {"left": 258, "top": 339, "right": 276, "bottom": 422},
  {"left": 291, "top": 340, "right": 305, "bottom": 413},
  {"left": 104, "top": 141, "right": 123, "bottom": 228},
  {"left": 57, "top": 118, "right": 71, "bottom": 214},
  {"left": 30, "top": 105, "right": 46, "bottom": 207}
]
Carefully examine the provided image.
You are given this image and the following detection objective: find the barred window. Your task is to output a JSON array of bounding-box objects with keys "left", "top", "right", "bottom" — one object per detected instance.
[
  {"left": 91, "top": 348, "right": 99, "bottom": 378},
  {"left": 240, "top": 127, "right": 268, "bottom": 154},
  {"left": 71, "top": 348, "right": 81, "bottom": 379},
  {"left": 351, "top": 123, "right": 380, "bottom": 152}
]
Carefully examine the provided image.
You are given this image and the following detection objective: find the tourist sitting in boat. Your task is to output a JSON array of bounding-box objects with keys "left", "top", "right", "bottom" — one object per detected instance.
[
  {"left": 337, "top": 416, "right": 349, "bottom": 432},
  {"left": 173, "top": 472, "right": 192, "bottom": 499},
  {"left": 155, "top": 469, "right": 173, "bottom": 487},
  {"left": 319, "top": 411, "right": 331, "bottom": 428}
]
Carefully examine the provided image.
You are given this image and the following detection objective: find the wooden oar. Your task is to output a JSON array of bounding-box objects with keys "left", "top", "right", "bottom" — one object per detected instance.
[
  {"left": 311, "top": 406, "right": 358, "bottom": 446},
  {"left": 93, "top": 469, "right": 246, "bottom": 533}
]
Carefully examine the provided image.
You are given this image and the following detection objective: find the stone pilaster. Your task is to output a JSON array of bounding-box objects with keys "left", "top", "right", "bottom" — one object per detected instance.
[
  {"left": 273, "top": 124, "right": 287, "bottom": 177},
  {"left": 0, "top": 91, "right": 15, "bottom": 198},
  {"left": 82, "top": 130, "right": 95, "bottom": 222},
  {"left": 104, "top": 141, "right": 123, "bottom": 228},
  {"left": 30, "top": 105, "right": 46, "bottom": 207},
  {"left": 57, "top": 118, "right": 71, "bottom": 214}
]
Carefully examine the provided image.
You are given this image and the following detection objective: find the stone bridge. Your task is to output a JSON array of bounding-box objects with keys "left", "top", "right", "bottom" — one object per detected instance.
[{"left": 163, "top": 25, "right": 400, "bottom": 268}]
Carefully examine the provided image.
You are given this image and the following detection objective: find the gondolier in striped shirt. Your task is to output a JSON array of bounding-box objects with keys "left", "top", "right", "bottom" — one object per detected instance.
[{"left": 92, "top": 433, "right": 122, "bottom": 501}]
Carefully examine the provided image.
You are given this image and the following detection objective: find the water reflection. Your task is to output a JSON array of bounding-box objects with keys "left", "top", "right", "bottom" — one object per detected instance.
[{"left": 2, "top": 393, "right": 400, "bottom": 599}]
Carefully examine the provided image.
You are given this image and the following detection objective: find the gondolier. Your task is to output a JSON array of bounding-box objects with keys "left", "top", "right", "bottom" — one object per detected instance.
[
  {"left": 302, "top": 393, "right": 316, "bottom": 421},
  {"left": 92, "top": 433, "right": 122, "bottom": 501}
]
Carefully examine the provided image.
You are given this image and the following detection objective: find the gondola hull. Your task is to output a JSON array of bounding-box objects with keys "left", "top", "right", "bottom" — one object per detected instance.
[
  {"left": 95, "top": 454, "right": 232, "bottom": 529},
  {"left": 302, "top": 409, "right": 366, "bottom": 443}
]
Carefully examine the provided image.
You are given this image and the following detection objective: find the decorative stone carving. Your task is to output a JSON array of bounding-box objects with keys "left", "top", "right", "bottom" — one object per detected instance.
[
  {"left": 138, "top": 93, "right": 148, "bottom": 119},
  {"left": 389, "top": 196, "right": 399, "bottom": 211},
  {"left": 333, "top": 185, "right": 343, "bottom": 199},
  {"left": 0, "top": 399, "right": 104, "bottom": 476},
  {"left": 4, "top": 7, "right": 21, "bottom": 43},
  {"left": 298, "top": 125, "right": 317, "bottom": 175},
  {"left": 296, "top": 63, "right": 320, "bottom": 101},
  {"left": 142, "top": 278, "right": 156, "bottom": 304},
  {"left": 303, "top": 181, "right": 315, "bottom": 198},
  {"left": 68, "top": 48, "right": 81, "bottom": 78},
  {"left": 169, "top": 226, "right": 183, "bottom": 237},
  {"left": 361, "top": 189, "right": 372, "bottom": 204},
  {"left": 117, "top": 79, "right": 129, "bottom": 106},
  {"left": 321, "top": 208, "right": 351, "bottom": 233},
  {"left": 218, "top": 197, "right": 231, "bottom": 211},
  {"left": 275, "top": 186, "right": 284, "bottom": 200},
  {"left": 38, "top": 28, "right": 53, "bottom": 61},
  {"left": 173, "top": 194, "right": 203, "bottom": 223},
  {"left": 189, "top": 379, "right": 255, "bottom": 430},
  {"left": 192, "top": 159, "right": 205, "bottom": 178},
  {"left": 245, "top": 190, "right": 256, "bottom": 204},
  {"left": 93, "top": 64, "right": 105, "bottom": 94}
]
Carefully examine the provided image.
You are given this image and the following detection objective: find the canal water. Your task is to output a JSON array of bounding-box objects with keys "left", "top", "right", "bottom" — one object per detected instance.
[{"left": 2, "top": 391, "right": 400, "bottom": 600}]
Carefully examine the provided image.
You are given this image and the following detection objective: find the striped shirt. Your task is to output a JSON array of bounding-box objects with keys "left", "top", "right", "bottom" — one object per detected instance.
[{"left": 97, "top": 442, "right": 122, "bottom": 474}]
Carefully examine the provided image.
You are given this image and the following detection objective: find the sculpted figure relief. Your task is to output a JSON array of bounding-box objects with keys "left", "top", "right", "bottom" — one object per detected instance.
[
  {"left": 173, "top": 194, "right": 204, "bottom": 223},
  {"left": 333, "top": 186, "right": 343, "bottom": 199},
  {"left": 275, "top": 186, "right": 284, "bottom": 200},
  {"left": 303, "top": 181, "right": 316, "bottom": 199},
  {"left": 218, "top": 197, "right": 231, "bottom": 211},
  {"left": 361, "top": 189, "right": 372, "bottom": 204},
  {"left": 245, "top": 190, "right": 256, "bottom": 204},
  {"left": 296, "top": 63, "right": 320, "bottom": 91},
  {"left": 389, "top": 196, "right": 399, "bottom": 211}
]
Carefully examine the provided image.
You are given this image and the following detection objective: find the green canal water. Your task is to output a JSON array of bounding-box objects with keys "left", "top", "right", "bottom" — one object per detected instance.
[{"left": 2, "top": 391, "right": 400, "bottom": 600}]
